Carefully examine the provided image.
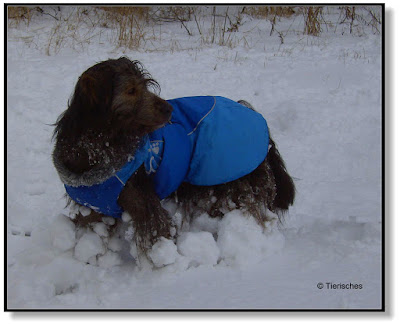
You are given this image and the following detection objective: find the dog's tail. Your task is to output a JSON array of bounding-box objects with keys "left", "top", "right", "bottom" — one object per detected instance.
[
  {"left": 238, "top": 99, "right": 295, "bottom": 211},
  {"left": 267, "top": 137, "right": 295, "bottom": 211}
]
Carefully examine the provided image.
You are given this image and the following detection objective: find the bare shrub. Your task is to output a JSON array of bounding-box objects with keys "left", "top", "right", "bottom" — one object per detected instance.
[
  {"left": 45, "top": 7, "right": 104, "bottom": 55},
  {"left": 364, "top": 6, "right": 382, "bottom": 34},
  {"left": 338, "top": 5, "right": 382, "bottom": 35},
  {"left": 151, "top": 6, "right": 192, "bottom": 23}
]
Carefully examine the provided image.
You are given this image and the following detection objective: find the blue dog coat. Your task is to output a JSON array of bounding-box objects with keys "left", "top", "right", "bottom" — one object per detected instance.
[{"left": 65, "top": 96, "right": 269, "bottom": 218}]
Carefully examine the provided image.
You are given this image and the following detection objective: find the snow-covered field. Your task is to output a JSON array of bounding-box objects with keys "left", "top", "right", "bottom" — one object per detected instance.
[{"left": 6, "top": 6, "right": 382, "bottom": 310}]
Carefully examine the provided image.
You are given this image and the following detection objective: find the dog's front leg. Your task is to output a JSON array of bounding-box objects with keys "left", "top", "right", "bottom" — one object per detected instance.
[{"left": 118, "top": 168, "right": 174, "bottom": 252}]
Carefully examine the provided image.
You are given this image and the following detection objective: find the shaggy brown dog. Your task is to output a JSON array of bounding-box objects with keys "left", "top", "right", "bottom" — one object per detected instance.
[{"left": 53, "top": 57, "right": 295, "bottom": 253}]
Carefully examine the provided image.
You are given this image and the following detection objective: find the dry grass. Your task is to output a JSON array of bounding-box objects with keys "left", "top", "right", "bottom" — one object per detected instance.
[
  {"left": 98, "top": 7, "right": 151, "bottom": 49},
  {"left": 7, "top": 5, "right": 382, "bottom": 54},
  {"left": 243, "top": 6, "right": 296, "bottom": 19},
  {"left": 7, "top": 6, "right": 35, "bottom": 26},
  {"left": 302, "top": 6, "right": 323, "bottom": 36},
  {"left": 98, "top": 6, "right": 150, "bottom": 25},
  {"left": 45, "top": 7, "right": 104, "bottom": 55}
]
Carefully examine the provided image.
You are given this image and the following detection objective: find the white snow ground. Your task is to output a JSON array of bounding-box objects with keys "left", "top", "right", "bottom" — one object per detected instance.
[{"left": 6, "top": 6, "right": 382, "bottom": 310}]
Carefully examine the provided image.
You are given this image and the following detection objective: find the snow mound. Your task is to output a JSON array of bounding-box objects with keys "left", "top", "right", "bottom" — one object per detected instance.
[
  {"left": 217, "top": 210, "right": 285, "bottom": 267},
  {"left": 177, "top": 231, "right": 219, "bottom": 267}
]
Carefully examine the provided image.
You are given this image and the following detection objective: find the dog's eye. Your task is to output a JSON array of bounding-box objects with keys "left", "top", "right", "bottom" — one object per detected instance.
[{"left": 128, "top": 88, "right": 136, "bottom": 95}]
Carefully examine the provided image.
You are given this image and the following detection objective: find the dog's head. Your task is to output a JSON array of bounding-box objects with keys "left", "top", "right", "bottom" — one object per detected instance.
[{"left": 54, "top": 57, "right": 172, "bottom": 141}]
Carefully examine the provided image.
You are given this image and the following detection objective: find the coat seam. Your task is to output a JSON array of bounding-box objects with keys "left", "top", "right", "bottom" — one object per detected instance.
[{"left": 187, "top": 96, "right": 216, "bottom": 136}]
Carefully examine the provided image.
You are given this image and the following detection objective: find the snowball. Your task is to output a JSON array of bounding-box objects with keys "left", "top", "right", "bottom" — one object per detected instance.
[
  {"left": 88, "top": 255, "right": 97, "bottom": 266},
  {"left": 98, "top": 251, "right": 122, "bottom": 268},
  {"left": 93, "top": 222, "right": 108, "bottom": 237},
  {"left": 124, "top": 225, "right": 135, "bottom": 241},
  {"left": 148, "top": 237, "right": 179, "bottom": 268},
  {"left": 50, "top": 214, "right": 76, "bottom": 252},
  {"left": 121, "top": 212, "right": 132, "bottom": 223},
  {"left": 217, "top": 210, "right": 285, "bottom": 267},
  {"left": 74, "top": 231, "right": 105, "bottom": 263},
  {"left": 177, "top": 231, "right": 219, "bottom": 266},
  {"left": 102, "top": 217, "right": 116, "bottom": 226},
  {"left": 79, "top": 205, "right": 92, "bottom": 217},
  {"left": 68, "top": 203, "right": 80, "bottom": 219},
  {"left": 108, "top": 236, "right": 123, "bottom": 252}
]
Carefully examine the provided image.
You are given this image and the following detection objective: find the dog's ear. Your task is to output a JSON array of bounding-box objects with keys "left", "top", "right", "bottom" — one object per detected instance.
[
  {"left": 54, "top": 66, "right": 115, "bottom": 141},
  {"left": 75, "top": 67, "right": 115, "bottom": 114}
]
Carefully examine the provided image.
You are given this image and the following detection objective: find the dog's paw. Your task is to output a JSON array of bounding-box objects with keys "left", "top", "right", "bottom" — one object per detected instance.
[
  {"left": 147, "top": 207, "right": 177, "bottom": 242},
  {"left": 124, "top": 208, "right": 177, "bottom": 251},
  {"left": 121, "top": 211, "right": 179, "bottom": 267}
]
